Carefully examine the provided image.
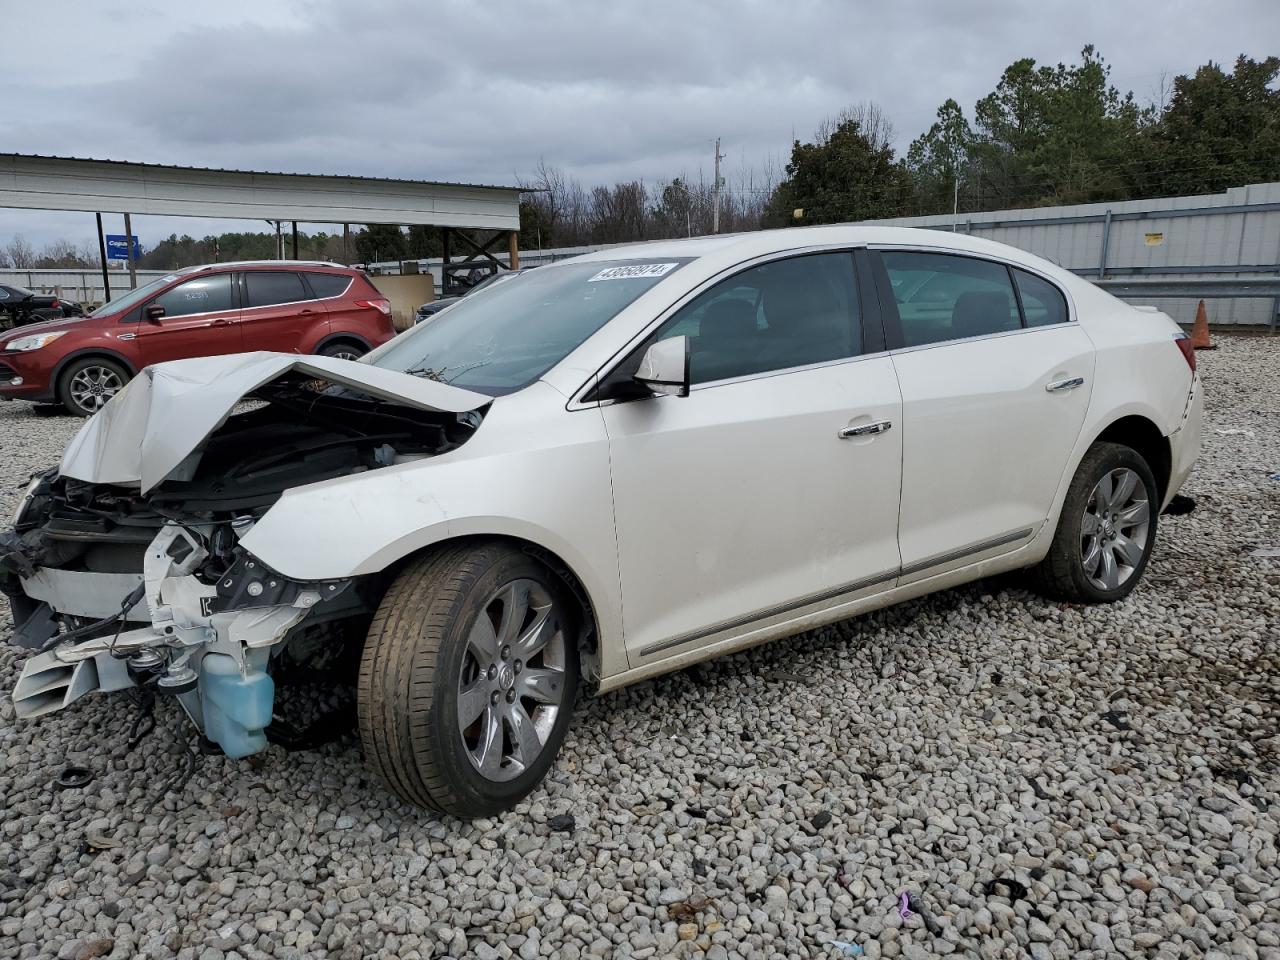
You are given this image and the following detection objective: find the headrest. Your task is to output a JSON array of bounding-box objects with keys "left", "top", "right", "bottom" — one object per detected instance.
[{"left": 952, "top": 290, "right": 1013, "bottom": 339}]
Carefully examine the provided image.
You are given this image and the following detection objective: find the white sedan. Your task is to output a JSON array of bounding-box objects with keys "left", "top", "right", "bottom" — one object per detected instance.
[{"left": 4, "top": 226, "right": 1202, "bottom": 817}]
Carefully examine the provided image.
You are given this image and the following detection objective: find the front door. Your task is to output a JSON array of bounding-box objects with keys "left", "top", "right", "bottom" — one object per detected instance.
[
  {"left": 602, "top": 251, "right": 903, "bottom": 664},
  {"left": 133, "top": 272, "right": 242, "bottom": 366},
  {"left": 874, "top": 249, "right": 1095, "bottom": 580}
]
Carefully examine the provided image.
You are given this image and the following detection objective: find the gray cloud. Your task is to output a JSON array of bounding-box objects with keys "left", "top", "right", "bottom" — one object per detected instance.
[{"left": 3, "top": 0, "right": 1278, "bottom": 249}]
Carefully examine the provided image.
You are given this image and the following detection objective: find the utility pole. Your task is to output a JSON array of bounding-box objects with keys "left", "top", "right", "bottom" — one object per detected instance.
[
  {"left": 951, "top": 142, "right": 961, "bottom": 232},
  {"left": 94, "top": 213, "right": 111, "bottom": 304},
  {"left": 123, "top": 213, "right": 137, "bottom": 289},
  {"left": 712, "top": 137, "right": 724, "bottom": 234}
]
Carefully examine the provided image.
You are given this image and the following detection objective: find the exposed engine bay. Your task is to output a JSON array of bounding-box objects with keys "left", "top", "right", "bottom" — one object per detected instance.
[{"left": 1, "top": 372, "right": 485, "bottom": 758}]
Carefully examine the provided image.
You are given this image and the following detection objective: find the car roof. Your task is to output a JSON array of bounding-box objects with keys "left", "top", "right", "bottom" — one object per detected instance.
[
  {"left": 184, "top": 260, "right": 353, "bottom": 274},
  {"left": 562, "top": 225, "right": 1062, "bottom": 273}
]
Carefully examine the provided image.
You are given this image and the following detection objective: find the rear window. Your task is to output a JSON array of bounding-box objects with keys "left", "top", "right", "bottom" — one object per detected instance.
[
  {"left": 245, "top": 271, "right": 308, "bottom": 308},
  {"left": 1013, "top": 268, "right": 1069, "bottom": 326},
  {"left": 881, "top": 251, "right": 1021, "bottom": 347},
  {"left": 307, "top": 273, "right": 353, "bottom": 298}
]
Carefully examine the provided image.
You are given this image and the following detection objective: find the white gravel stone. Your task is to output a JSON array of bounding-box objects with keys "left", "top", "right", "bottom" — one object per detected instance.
[{"left": 0, "top": 336, "right": 1278, "bottom": 960}]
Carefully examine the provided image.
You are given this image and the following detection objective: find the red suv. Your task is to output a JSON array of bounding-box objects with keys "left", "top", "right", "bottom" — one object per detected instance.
[{"left": 0, "top": 261, "right": 396, "bottom": 416}]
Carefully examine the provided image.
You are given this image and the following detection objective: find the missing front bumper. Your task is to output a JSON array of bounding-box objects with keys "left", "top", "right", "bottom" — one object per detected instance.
[{"left": 8, "top": 522, "right": 356, "bottom": 758}]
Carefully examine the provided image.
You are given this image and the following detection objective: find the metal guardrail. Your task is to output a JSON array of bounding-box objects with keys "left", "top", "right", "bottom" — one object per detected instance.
[{"left": 1093, "top": 276, "right": 1280, "bottom": 332}]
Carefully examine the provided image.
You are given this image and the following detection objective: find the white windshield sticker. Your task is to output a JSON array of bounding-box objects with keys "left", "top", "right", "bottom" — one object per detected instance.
[{"left": 587, "top": 263, "right": 678, "bottom": 282}]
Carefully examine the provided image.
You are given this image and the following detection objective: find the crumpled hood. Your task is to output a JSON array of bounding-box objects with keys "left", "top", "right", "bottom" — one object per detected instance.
[{"left": 59, "top": 351, "right": 491, "bottom": 493}]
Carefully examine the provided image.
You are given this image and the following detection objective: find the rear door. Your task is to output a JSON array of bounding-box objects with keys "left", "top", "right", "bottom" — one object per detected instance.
[
  {"left": 305, "top": 271, "right": 366, "bottom": 341},
  {"left": 132, "top": 273, "right": 242, "bottom": 366},
  {"left": 872, "top": 249, "right": 1095, "bottom": 581},
  {"left": 238, "top": 270, "right": 318, "bottom": 352}
]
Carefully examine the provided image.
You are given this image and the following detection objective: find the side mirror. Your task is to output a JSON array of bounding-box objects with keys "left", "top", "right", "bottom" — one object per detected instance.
[
  {"left": 144, "top": 304, "right": 165, "bottom": 323},
  {"left": 633, "top": 335, "right": 690, "bottom": 398}
]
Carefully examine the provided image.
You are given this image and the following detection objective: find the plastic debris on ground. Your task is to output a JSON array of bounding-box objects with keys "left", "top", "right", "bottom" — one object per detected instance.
[
  {"left": 825, "top": 939, "right": 865, "bottom": 956},
  {"left": 898, "top": 890, "right": 944, "bottom": 936}
]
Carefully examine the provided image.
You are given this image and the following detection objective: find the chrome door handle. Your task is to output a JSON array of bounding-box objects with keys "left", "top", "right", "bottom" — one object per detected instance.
[
  {"left": 839, "top": 420, "right": 893, "bottom": 439},
  {"left": 1046, "top": 376, "right": 1085, "bottom": 393}
]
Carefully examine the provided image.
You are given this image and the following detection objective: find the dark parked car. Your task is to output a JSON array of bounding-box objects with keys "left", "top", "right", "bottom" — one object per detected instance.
[
  {"left": 0, "top": 261, "right": 395, "bottom": 416},
  {"left": 415, "top": 268, "right": 526, "bottom": 322},
  {"left": 0, "top": 284, "right": 82, "bottom": 330}
]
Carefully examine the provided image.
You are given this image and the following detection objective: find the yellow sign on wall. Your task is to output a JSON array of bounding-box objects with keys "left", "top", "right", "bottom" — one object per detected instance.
[{"left": 1144, "top": 232, "right": 1164, "bottom": 247}]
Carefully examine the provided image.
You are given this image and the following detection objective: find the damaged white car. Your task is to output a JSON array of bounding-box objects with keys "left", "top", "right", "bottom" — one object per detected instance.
[{"left": 2, "top": 227, "right": 1202, "bottom": 817}]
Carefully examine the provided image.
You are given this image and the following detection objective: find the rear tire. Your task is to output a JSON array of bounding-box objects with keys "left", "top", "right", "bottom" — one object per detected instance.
[
  {"left": 358, "top": 542, "right": 578, "bottom": 817},
  {"left": 318, "top": 341, "right": 367, "bottom": 361},
  {"left": 58, "top": 357, "right": 129, "bottom": 417},
  {"left": 1029, "top": 442, "right": 1159, "bottom": 603}
]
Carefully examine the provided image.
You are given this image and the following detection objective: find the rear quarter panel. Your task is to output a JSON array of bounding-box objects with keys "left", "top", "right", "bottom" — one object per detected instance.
[
  {"left": 1074, "top": 285, "right": 1193, "bottom": 439},
  {"left": 1065, "top": 282, "right": 1196, "bottom": 504}
]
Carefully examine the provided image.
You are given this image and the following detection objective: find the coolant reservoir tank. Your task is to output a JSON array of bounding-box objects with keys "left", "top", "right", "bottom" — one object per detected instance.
[{"left": 199, "top": 653, "right": 274, "bottom": 759}]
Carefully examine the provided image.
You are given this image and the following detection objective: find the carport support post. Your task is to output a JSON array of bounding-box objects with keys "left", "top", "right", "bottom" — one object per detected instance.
[
  {"left": 343, "top": 223, "right": 350, "bottom": 265},
  {"left": 291, "top": 222, "right": 299, "bottom": 259},
  {"left": 508, "top": 231, "right": 519, "bottom": 270},
  {"left": 123, "top": 212, "right": 137, "bottom": 290},
  {"left": 94, "top": 213, "right": 111, "bottom": 304}
]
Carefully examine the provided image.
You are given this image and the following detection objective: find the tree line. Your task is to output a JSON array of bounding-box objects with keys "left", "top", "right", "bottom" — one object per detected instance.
[{"left": 4, "top": 47, "right": 1276, "bottom": 271}]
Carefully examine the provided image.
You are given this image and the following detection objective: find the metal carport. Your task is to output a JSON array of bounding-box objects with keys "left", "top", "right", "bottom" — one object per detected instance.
[{"left": 0, "top": 153, "right": 523, "bottom": 300}]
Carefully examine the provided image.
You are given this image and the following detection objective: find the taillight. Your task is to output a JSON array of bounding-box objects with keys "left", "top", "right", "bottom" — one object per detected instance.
[
  {"left": 50, "top": 299, "right": 60, "bottom": 310},
  {"left": 354, "top": 298, "right": 391, "bottom": 316},
  {"left": 1173, "top": 333, "right": 1196, "bottom": 373}
]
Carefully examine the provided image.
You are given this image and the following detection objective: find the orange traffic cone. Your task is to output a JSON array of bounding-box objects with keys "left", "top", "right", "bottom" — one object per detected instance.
[{"left": 1190, "top": 299, "right": 1215, "bottom": 350}]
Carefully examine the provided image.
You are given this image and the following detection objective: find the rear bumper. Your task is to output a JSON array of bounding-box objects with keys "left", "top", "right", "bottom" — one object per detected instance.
[{"left": 1165, "top": 374, "right": 1203, "bottom": 506}]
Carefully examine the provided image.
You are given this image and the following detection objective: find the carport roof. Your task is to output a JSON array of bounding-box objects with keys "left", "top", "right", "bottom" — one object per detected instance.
[{"left": 0, "top": 153, "right": 524, "bottom": 230}]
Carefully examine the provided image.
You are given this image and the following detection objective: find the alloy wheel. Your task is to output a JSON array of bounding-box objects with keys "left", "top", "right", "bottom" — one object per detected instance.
[
  {"left": 69, "top": 365, "right": 123, "bottom": 413},
  {"left": 1080, "top": 467, "right": 1151, "bottom": 591},
  {"left": 457, "top": 579, "right": 569, "bottom": 782}
]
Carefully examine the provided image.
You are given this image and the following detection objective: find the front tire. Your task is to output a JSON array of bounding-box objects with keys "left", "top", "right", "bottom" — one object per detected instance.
[
  {"left": 1030, "top": 442, "right": 1159, "bottom": 603},
  {"left": 318, "top": 341, "right": 367, "bottom": 361},
  {"left": 358, "top": 542, "right": 578, "bottom": 817},
  {"left": 58, "top": 357, "right": 129, "bottom": 416}
]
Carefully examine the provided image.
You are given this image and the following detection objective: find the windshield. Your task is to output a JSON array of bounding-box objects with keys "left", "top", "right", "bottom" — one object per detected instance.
[
  {"left": 368, "top": 258, "right": 689, "bottom": 395},
  {"left": 95, "top": 274, "right": 178, "bottom": 315},
  {"left": 464, "top": 271, "right": 512, "bottom": 295}
]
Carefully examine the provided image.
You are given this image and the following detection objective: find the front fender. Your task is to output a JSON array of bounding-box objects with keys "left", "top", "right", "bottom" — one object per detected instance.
[{"left": 237, "top": 384, "right": 623, "bottom": 673}]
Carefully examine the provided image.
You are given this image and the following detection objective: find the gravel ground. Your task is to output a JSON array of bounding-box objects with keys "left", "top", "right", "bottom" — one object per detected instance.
[{"left": 0, "top": 336, "right": 1277, "bottom": 960}]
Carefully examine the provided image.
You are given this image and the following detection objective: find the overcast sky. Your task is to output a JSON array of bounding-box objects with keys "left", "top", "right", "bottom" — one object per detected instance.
[{"left": 3, "top": 0, "right": 1278, "bottom": 253}]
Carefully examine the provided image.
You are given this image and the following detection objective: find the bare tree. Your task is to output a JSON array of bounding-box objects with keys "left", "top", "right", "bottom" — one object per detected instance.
[
  {"left": 588, "top": 181, "right": 649, "bottom": 244},
  {"left": 1148, "top": 71, "right": 1173, "bottom": 116},
  {"left": 816, "top": 101, "right": 896, "bottom": 152},
  {"left": 3, "top": 235, "right": 36, "bottom": 269},
  {"left": 36, "top": 239, "right": 91, "bottom": 268}
]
